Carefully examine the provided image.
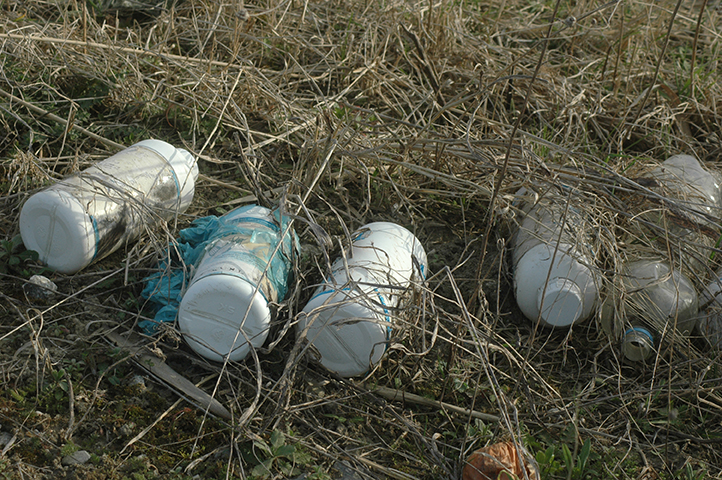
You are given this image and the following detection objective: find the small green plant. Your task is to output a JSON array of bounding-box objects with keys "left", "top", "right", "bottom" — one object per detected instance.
[
  {"left": 44, "top": 368, "right": 70, "bottom": 408},
  {"left": 466, "top": 419, "right": 494, "bottom": 440},
  {"left": 0, "top": 235, "right": 39, "bottom": 278},
  {"left": 0, "top": 458, "right": 12, "bottom": 480},
  {"left": 535, "top": 445, "right": 565, "bottom": 477},
  {"left": 561, "top": 438, "right": 595, "bottom": 479},
  {"left": 248, "top": 430, "right": 314, "bottom": 479},
  {"left": 60, "top": 441, "right": 79, "bottom": 457},
  {"left": 528, "top": 424, "right": 602, "bottom": 479},
  {"left": 307, "top": 465, "right": 332, "bottom": 480},
  {"left": 677, "top": 462, "right": 708, "bottom": 480}
]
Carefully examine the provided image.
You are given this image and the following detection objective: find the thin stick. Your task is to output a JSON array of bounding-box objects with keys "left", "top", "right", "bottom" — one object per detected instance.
[
  {"left": 372, "top": 385, "right": 500, "bottom": 422},
  {"left": 689, "top": 0, "right": 709, "bottom": 99},
  {"left": 0, "top": 33, "right": 246, "bottom": 70}
]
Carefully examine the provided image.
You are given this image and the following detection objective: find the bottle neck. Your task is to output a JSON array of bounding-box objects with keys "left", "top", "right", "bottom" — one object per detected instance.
[{"left": 621, "top": 325, "right": 656, "bottom": 362}]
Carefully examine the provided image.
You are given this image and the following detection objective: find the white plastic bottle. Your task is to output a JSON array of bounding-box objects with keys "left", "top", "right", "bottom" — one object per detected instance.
[
  {"left": 604, "top": 154, "right": 718, "bottom": 361},
  {"left": 297, "top": 222, "right": 427, "bottom": 377},
  {"left": 650, "top": 154, "right": 721, "bottom": 223},
  {"left": 511, "top": 189, "right": 600, "bottom": 327},
  {"left": 643, "top": 154, "right": 722, "bottom": 272},
  {"left": 19, "top": 140, "right": 198, "bottom": 274},
  {"left": 698, "top": 267, "right": 722, "bottom": 349},
  {"left": 616, "top": 259, "right": 698, "bottom": 362},
  {"left": 177, "top": 205, "right": 297, "bottom": 362}
]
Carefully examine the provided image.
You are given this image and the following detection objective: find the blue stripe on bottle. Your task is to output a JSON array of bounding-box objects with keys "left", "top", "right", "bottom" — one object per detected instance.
[
  {"left": 624, "top": 326, "right": 654, "bottom": 344},
  {"left": 90, "top": 215, "right": 100, "bottom": 261}
]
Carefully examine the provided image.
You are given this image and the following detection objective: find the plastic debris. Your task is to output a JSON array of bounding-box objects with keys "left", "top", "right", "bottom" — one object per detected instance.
[
  {"left": 462, "top": 441, "right": 539, "bottom": 480},
  {"left": 297, "top": 222, "right": 426, "bottom": 377},
  {"left": 176, "top": 205, "right": 298, "bottom": 361},
  {"left": 511, "top": 187, "right": 600, "bottom": 327},
  {"left": 19, "top": 140, "right": 198, "bottom": 274},
  {"left": 140, "top": 205, "right": 298, "bottom": 357}
]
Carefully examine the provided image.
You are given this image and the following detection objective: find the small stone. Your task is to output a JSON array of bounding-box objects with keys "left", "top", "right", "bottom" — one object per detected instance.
[
  {"left": 125, "top": 375, "right": 147, "bottom": 394},
  {"left": 62, "top": 450, "right": 91, "bottom": 466},
  {"left": 0, "top": 431, "right": 15, "bottom": 448},
  {"left": 23, "top": 275, "right": 58, "bottom": 303},
  {"left": 119, "top": 422, "right": 136, "bottom": 437}
]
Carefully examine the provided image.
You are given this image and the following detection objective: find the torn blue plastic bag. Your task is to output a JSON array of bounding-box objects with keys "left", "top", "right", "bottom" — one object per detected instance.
[{"left": 140, "top": 205, "right": 299, "bottom": 350}]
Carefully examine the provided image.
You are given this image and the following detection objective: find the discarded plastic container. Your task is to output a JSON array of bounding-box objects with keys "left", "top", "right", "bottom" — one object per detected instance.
[
  {"left": 697, "top": 267, "right": 722, "bottom": 349},
  {"left": 642, "top": 154, "right": 722, "bottom": 272},
  {"left": 297, "top": 222, "right": 427, "bottom": 377},
  {"left": 177, "top": 205, "right": 297, "bottom": 362},
  {"left": 603, "top": 154, "right": 720, "bottom": 361},
  {"left": 511, "top": 189, "right": 600, "bottom": 327},
  {"left": 615, "top": 259, "right": 698, "bottom": 362},
  {"left": 19, "top": 140, "right": 198, "bottom": 274},
  {"left": 650, "top": 154, "right": 721, "bottom": 224}
]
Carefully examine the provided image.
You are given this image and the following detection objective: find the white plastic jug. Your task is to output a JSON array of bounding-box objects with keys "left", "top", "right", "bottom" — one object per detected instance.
[
  {"left": 177, "top": 205, "right": 297, "bottom": 362},
  {"left": 698, "top": 267, "right": 722, "bottom": 349},
  {"left": 511, "top": 189, "right": 600, "bottom": 327},
  {"left": 644, "top": 154, "right": 722, "bottom": 272},
  {"left": 605, "top": 154, "right": 719, "bottom": 361},
  {"left": 617, "top": 259, "right": 698, "bottom": 362},
  {"left": 19, "top": 140, "right": 198, "bottom": 274},
  {"left": 650, "top": 154, "right": 721, "bottom": 222},
  {"left": 297, "top": 222, "right": 427, "bottom": 377}
]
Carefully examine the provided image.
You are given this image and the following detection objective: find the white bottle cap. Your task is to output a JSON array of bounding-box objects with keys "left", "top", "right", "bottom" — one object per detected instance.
[
  {"left": 621, "top": 326, "right": 655, "bottom": 362},
  {"left": 178, "top": 275, "right": 271, "bottom": 362},
  {"left": 19, "top": 188, "right": 96, "bottom": 274},
  {"left": 514, "top": 243, "right": 597, "bottom": 327},
  {"left": 300, "top": 288, "right": 389, "bottom": 377},
  {"left": 537, "top": 277, "right": 585, "bottom": 327}
]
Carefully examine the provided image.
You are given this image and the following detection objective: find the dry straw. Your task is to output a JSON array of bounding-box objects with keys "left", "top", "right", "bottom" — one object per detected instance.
[{"left": 1, "top": 0, "right": 722, "bottom": 478}]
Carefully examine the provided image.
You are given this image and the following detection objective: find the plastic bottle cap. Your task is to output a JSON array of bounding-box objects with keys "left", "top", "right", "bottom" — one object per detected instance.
[
  {"left": 178, "top": 275, "right": 271, "bottom": 362},
  {"left": 537, "top": 277, "right": 584, "bottom": 327},
  {"left": 19, "top": 189, "right": 96, "bottom": 274},
  {"left": 622, "top": 326, "right": 655, "bottom": 362},
  {"left": 300, "top": 289, "right": 389, "bottom": 377}
]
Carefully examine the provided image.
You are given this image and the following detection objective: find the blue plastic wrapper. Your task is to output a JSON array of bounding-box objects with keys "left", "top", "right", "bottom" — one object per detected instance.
[{"left": 140, "top": 205, "right": 298, "bottom": 334}]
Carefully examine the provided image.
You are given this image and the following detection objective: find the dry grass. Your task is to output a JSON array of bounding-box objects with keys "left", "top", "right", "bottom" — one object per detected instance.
[{"left": 1, "top": 0, "right": 722, "bottom": 478}]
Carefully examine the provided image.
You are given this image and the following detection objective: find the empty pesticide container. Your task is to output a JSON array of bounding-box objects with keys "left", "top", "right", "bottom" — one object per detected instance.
[
  {"left": 177, "top": 205, "right": 297, "bottom": 362},
  {"left": 641, "top": 154, "right": 722, "bottom": 272},
  {"left": 19, "top": 140, "right": 198, "bottom": 274},
  {"left": 511, "top": 188, "right": 601, "bottom": 327},
  {"left": 697, "top": 267, "right": 722, "bottom": 349},
  {"left": 651, "top": 154, "right": 721, "bottom": 221},
  {"left": 603, "top": 154, "right": 721, "bottom": 361},
  {"left": 297, "top": 222, "right": 427, "bottom": 377},
  {"left": 614, "top": 259, "right": 699, "bottom": 362}
]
